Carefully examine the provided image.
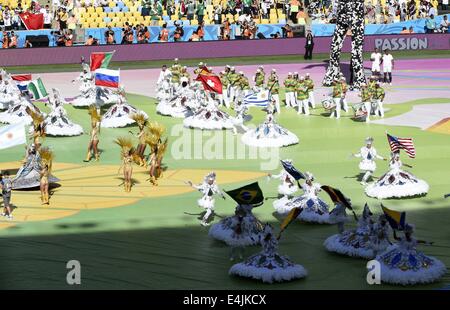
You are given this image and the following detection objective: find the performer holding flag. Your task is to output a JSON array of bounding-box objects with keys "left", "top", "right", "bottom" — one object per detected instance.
[
  {"left": 375, "top": 205, "right": 446, "bottom": 285},
  {"left": 227, "top": 182, "right": 308, "bottom": 283},
  {"left": 365, "top": 133, "right": 428, "bottom": 199}
]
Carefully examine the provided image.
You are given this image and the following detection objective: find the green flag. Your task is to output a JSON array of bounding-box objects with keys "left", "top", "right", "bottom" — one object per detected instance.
[
  {"left": 225, "top": 182, "right": 264, "bottom": 206},
  {"left": 27, "top": 78, "right": 48, "bottom": 99}
]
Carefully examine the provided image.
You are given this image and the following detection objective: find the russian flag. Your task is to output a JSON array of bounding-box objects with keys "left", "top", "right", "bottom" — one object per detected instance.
[
  {"left": 11, "top": 74, "right": 32, "bottom": 92},
  {"left": 95, "top": 69, "right": 120, "bottom": 88}
]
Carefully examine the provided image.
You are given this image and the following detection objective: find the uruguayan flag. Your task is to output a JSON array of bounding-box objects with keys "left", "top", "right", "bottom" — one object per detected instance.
[{"left": 243, "top": 90, "right": 270, "bottom": 107}]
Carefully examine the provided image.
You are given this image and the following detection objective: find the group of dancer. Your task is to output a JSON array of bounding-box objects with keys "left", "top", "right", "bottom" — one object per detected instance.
[
  {"left": 187, "top": 167, "right": 444, "bottom": 285},
  {"left": 156, "top": 60, "right": 301, "bottom": 148},
  {"left": 0, "top": 63, "right": 167, "bottom": 212}
]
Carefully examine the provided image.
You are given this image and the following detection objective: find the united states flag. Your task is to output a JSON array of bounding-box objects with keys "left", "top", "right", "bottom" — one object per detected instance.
[{"left": 387, "top": 133, "right": 416, "bottom": 158}]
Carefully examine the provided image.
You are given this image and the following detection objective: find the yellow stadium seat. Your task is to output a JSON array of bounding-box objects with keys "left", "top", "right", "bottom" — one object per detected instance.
[
  {"left": 81, "top": 12, "right": 89, "bottom": 19},
  {"left": 133, "top": 11, "right": 141, "bottom": 18},
  {"left": 171, "top": 15, "right": 178, "bottom": 21},
  {"left": 145, "top": 16, "right": 151, "bottom": 22},
  {"left": 109, "top": 2, "right": 116, "bottom": 8},
  {"left": 78, "top": 7, "right": 86, "bottom": 14},
  {"left": 261, "top": 19, "right": 269, "bottom": 24},
  {"left": 107, "top": 12, "right": 116, "bottom": 18},
  {"left": 158, "top": 20, "right": 165, "bottom": 26},
  {"left": 87, "top": 7, "right": 95, "bottom": 14},
  {"left": 82, "top": 23, "right": 90, "bottom": 29},
  {"left": 107, "top": 22, "right": 115, "bottom": 28},
  {"left": 130, "top": 7, "right": 138, "bottom": 13},
  {"left": 95, "top": 7, "right": 103, "bottom": 13},
  {"left": 89, "top": 22, "right": 98, "bottom": 28},
  {"left": 98, "top": 22, "right": 106, "bottom": 28},
  {"left": 98, "top": 12, "right": 106, "bottom": 18},
  {"left": 116, "top": 12, "right": 125, "bottom": 18},
  {"left": 190, "top": 19, "right": 198, "bottom": 26}
]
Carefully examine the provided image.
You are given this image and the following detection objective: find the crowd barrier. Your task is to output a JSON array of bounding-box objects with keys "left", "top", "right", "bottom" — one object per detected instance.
[
  {"left": 0, "top": 14, "right": 448, "bottom": 48},
  {"left": 0, "top": 32, "right": 448, "bottom": 67}
]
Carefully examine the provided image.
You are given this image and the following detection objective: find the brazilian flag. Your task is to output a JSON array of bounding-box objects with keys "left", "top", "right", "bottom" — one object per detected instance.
[
  {"left": 226, "top": 182, "right": 264, "bottom": 206},
  {"left": 381, "top": 204, "right": 406, "bottom": 231}
]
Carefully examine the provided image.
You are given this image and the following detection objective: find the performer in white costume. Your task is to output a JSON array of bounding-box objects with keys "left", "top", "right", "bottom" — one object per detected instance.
[
  {"left": 377, "top": 223, "right": 446, "bottom": 285},
  {"left": 0, "top": 91, "right": 42, "bottom": 125},
  {"left": 101, "top": 87, "right": 148, "bottom": 128},
  {"left": 268, "top": 160, "right": 298, "bottom": 214},
  {"left": 324, "top": 204, "right": 377, "bottom": 258},
  {"left": 0, "top": 76, "right": 21, "bottom": 110},
  {"left": 231, "top": 100, "right": 249, "bottom": 135},
  {"left": 208, "top": 203, "right": 263, "bottom": 251},
  {"left": 155, "top": 64, "right": 173, "bottom": 101},
  {"left": 229, "top": 223, "right": 308, "bottom": 283},
  {"left": 183, "top": 92, "right": 234, "bottom": 130},
  {"left": 365, "top": 152, "right": 429, "bottom": 199},
  {"left": 352, "top": 137, "right": 385, "bottom": 185},
  {"left": 241, "top": 102, "right": 299, "bottom": 148},
  {"left": 71, "top": 64, "right": 120, "bottom": 108},
  {"left": 369, "top": 214, "right": 392, "bottom": 257},
  {"left": 157, "top": 77, "right": 196, "bottom": 118},
  {"left": 294, "top": 172, "right": 332, "bottom": 224},
  {"left": 44, "top": 88, "right": 83, "bottom": 136},
  {"left": 186, "top": 172, "right": 225, "bottom": 226}
]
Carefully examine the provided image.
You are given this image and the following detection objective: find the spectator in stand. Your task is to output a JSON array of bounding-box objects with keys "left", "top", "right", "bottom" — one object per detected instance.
[
  {"left": 159, "top": 23, "right": 169, "bottom": 42},
  {"left": 196, "top": 0, "right": 206, "bottom": 24},
  {"left": 2, "top": 31, "right": 9, "bottom": 48},
  {"left": 141, "top": 0, "right": 152, "bottom": 17},
  {"left": 197, "top": 22, "right": 205, "bottom": 41},
  {"left": 439, "top": 15, "right": 449, "bottom": 33},
  {"left": 3, "top": 6, "right": 12, "bottom": 31},
  {"left": 58, "top": 7, "right": 69, "bottom": 30},
  {"left": 105, "top": 26, "right": 115, "bottom": 44},
  {"left": 289, "top": 0, "right": 300, "bottom": 24},
  {"left": 214, "top": 5, "right": 222, "bottom": 24},
  {"left": 189, "top": 30, "right": 200, "bottom": 41},
  {"left": 243, "top": 0, "right": 252, "bottom": 15},
  {"left": 407, "top": 0, "right": 416, "bottom": 19},
  {"left": 174, "top": 21, "right": 184, "bottom": 42},
  {"left": 65, "top": 29, "right": 74, "bottom": 46},
  {"left": 442, "top": 0, "right": 449, "bottom": 10},
  {"left": 399, "top": 3, "right": 407, "bottom": 21},
  {"left": 425, "top": 14, "right": 437, "bottom": 32},
  {"left": 186, "top": 1, "right": 195, "bottom": 21},
  {"left": 150, "top": 5, "right": 160, "bottom": 26},
  {"left": 222, "top": 18, "right": 231, "bottom": 40},
  {"left": 43, "top": 5, "right": 53, "bottom": 29},
  {"left": 408, "top": 26, "right": 415, "bottom": 33},
  {"left": 9, "top": 31, "right": 17, "bottom": 48},
  {"left": 400, "top": 26, "right": 409, "bottom": 33},
  {"left": 283, "top": 23, "right": 293, "bottom": 38},
  {"left": 85, "top": 35, "right": 96, "bottom": 45},
  {"left": 67, "top": 13, "right": 77, "bottom": 31},
  {"left": 11, "top": 9, "right": 20, "bottom": 30}
]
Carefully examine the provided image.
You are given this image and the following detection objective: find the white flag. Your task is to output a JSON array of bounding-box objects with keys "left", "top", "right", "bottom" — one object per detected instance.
[{"left": 0, "top": 122, "right": 26, "bottom": 150}]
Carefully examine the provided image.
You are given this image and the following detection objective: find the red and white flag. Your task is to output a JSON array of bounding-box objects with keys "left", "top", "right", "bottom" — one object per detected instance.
[
  {"left": 195, "top": 68, "right": 222, "bottom": 94},
  {"left": 19, "top": 12, "right": 44, "bottom": 30},
  {"left": 11, "top": 74, "right": 32, "bottom": 82},
  {"left": 387, "top": 133, "right": 416, "bottom": 158}
]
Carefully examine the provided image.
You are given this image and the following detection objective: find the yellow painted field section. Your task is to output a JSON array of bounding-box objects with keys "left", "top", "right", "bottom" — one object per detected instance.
[{"left": 0, "top": 162, "right": 265, "bottom": 229}]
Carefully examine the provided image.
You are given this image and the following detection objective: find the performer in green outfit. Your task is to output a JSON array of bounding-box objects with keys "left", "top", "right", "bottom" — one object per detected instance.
[
  {"left": 284, "top": 72, "right": 296, "bottom": 108},
  {"left": 372, "top": 82, "right": 385, "bottom": 118},
  {"left": 296, "top": 76, "right": 309, "bottom": 115},
  {"left": 267, "top": 69, "right": 280, "bottom": 114}
]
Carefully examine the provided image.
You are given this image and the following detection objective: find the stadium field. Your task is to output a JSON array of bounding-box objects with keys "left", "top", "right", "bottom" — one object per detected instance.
[{"left": 0, "top": 52, "right": 449, "bottom": 289}]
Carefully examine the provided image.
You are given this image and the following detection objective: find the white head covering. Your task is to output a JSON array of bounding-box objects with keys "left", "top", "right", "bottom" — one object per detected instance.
[{"left": 365, "top": 137, "right": 374, "bottom": 144}]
